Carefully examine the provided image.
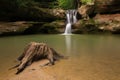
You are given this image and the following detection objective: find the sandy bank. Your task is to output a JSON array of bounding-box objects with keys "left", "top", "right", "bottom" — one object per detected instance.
[{"left": 5, "top": 59, "right": 56, "bottom": 80}]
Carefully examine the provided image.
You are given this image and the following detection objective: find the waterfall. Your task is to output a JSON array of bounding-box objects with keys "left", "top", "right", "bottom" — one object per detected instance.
[
  {"left": 64, "top": 10, "right": 77, "bottom": 35},
  {"left": 73, "top": 10, "right": 77, "bottom": 24}
]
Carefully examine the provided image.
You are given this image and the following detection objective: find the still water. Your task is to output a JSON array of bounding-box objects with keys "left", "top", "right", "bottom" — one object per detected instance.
[{"left": 0, "top": 34, "right": 120, "bottom": 80}]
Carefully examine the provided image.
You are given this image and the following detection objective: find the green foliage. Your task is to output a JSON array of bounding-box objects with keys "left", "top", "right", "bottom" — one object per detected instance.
[
  {"left": 57, "top": 0, "right": 77, "bottom": 9},
  {"left": 81, "top": 0, "right": 94, "bottom": 4}
]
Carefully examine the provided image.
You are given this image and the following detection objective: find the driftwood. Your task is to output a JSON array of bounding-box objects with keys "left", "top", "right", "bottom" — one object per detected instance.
[{"left": 10, "top": 42, "right": 64, "bottom": 74}]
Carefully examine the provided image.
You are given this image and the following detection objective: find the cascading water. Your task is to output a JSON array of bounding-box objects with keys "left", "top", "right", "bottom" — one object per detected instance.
[
  {"left": 64, "top": 10, "right": 77, "bottom": 35},
  {"left": 73, "top": 10, "right": 77, "bottom": 24}
]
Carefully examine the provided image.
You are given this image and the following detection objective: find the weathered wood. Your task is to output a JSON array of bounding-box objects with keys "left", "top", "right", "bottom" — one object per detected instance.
[{"left": 11, "top": 42, "right": 64, "bottom": 74}]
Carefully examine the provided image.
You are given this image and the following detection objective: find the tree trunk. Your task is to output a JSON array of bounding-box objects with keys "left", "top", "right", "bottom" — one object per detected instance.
[{"left": 10, "top": 42, "right": 64, "bottom": 74}]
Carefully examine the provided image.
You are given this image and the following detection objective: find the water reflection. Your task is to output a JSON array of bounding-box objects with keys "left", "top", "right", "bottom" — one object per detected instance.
[{"left": 65, "top": 35, "right": 72, "bottom": 55}]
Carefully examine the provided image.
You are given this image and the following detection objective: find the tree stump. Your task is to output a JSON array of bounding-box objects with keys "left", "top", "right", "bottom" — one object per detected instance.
[{"left": 11, "top": 42, "right": 64, "bottom": 74}]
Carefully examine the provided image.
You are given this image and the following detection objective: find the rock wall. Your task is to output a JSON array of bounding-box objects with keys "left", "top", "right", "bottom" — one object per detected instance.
[
  {"left": 73, "top": 14, "right": 120, "bottom": 34},
  {"left": 0, "top": 22, "right": 32, "bottom": 36},
  {"left": 94, "top": 0, "right": 120, "bottom": 13},
  {"left": 0, "top": 20, "right": 65, "bottom": 36},
  {"left": 94, "top": 14, "right": 120, "bottom": 34}
]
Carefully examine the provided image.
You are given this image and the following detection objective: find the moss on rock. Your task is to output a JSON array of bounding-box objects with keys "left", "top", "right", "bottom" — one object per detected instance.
[
  {"left": 38, "top": 23, "right": 59, "bottom": 34},
  {"left": 24, "top": 20, "right": 65, "bottom": 34},
  {"left": 73, "top": 19, "right": 100, "bottom": 34}
]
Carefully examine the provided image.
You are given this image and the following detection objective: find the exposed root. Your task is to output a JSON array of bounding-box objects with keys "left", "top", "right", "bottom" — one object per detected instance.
[{"left": 10, "top": 42, "right": 64, "bottom": 74}]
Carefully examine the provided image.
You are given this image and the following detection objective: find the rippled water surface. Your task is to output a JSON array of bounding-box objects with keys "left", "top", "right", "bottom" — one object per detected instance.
[{"left": 0, "top": 34, "right": 120, "bottom": 80}]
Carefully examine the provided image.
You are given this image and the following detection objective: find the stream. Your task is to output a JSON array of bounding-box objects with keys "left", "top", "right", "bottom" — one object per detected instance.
[{"left": 0, "top": 34, "right": 120, "bottom": 80}]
